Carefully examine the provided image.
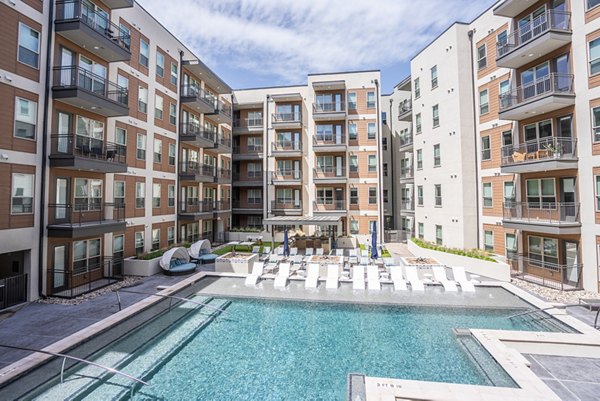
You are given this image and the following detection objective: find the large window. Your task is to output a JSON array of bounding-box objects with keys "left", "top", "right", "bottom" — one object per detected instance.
[
  {"left": 248, "top": 136, "right": 262, "bottom": 151},
  {"left": 135, "top": 182, "right": 145, "bottom": 208},
  {"left": 248, "top": 189, "right": 261, "bottom": 204},
  {"left": 589, "top": 37, "right": 600, "bottom": 76},
  {"left": 418, "top": 223, "right": 424, "bottom": 239},
  {"left": 170, "top": 63, "right": 178, "bottom": 86},
  {"left": 368, "top": 155, "right": 377, "bottom": 172},
  {"left": 528, "top": 236, "right": 558, "bottom": 268},
  {"left": 115, "top": 127, "right": 126, "bottom": 146},
  {"left": 502, "top": 130, "right": 513, "bottom": 147},
  {"left": 369, "top": 187, "right": 377, "bottom": 204},
  {"left": 431, "top": 65, "right": 438, "bottom": 89},
  {"left": 169, "top": 103, "right": 177, "bottom": 125},
  {"left": 416, "top": 149, "right": 423, "bottom": 170},
  {"left": 168, "top": 226, "right": 175, "bottom": 246},
  {"left": 316, "top": 188, "right": 334, "bottom": 204},
  {"left": 480, "top": 89, "right": 489, "bottom": 115},
  {"left": 151, "top": 228, "right": 160, "bottom": 251},
  {"left": 484, "top": 231, "right": 494, "bottom": 251},
  {"left": 506, "top": 233, "right": 517, "bottom": 260},
  {"left": 350, "top": 155, "right": 358, "bottom": 172},
  {"left": 153, "top": 138, "right": 162, "bottom": 163},
  {"left": 434, "top": 184, "right": 442, "bottom": 207},
  {"left": 136, "top": 133, "right": 146, "bottom": 160},
  {"left": 138, "top": 86, "right": 148, "bottom": 113},
  {"left": 114, "top": 181, "right": 125, "bottom": 208},
  {"left": 18, "top": 23, "right": 40, "bottom": 69},
  {"left": 247, "top": 163, "right": 261, "bottom": 177},
  {"left": 416, "top": 113, "right": 422, "bottom": 134},
  {"left": 348, "top": 92, "right": 357, "bottom": 110},
  {"left": 504, "top": 181, "right": 515, "bottom": 205},
  {"left": 73, "top": 239, "right": 101, "bottom": 272},
  {"left": 435, "top": 225, "right": 442, "bottom": 245},
  {"left": 483, "top": 183, "right": 492, "bottom": 208},
  {"left": 417, "top": 186, "right": 423, "bottom": 206},
  {"left": 367, "top": 122, "right": 376, "bottom": 139},
  {"left": 348, "top": 122, "right": 357, "bottom": 140},
  {"left": 155, "top": 95, "right": 163, "bottom": 120},
  {"left": 350, "top": 188, "right": 358, "bottom": 205},
  {"left": 481, "top": 136, "right": 491, "bottom": 160},
  {"left": 433, "top": 144, "right": 441, "bottom": 167},
  {"left": 414, "top": 78, "right": 420, "bottom": 99},
  {"left": 168, "top": 143, "right": 176, "bottom": 166},
  {"left": 14, "top": 97, "right": 37, "bottom": 140},
  {"left": 593, "top": 106, "right": 600, "bottom": 143},
  {"left": 74, "top": 178, "right": 102, "bottom": 211},
  {"left": 140, "top": 38, "right": 149, "bottom": 68},
  {"left": 135, "top": 231, "right": 144, "bottom": 254},
  {"left": 276, "top": 188, "right": 293, "bottom": 204},
  {"left": 156, "top": 52, "right": 164, "bottom": 77},
  {"left": 524, "top": 120, "right": 552, "bottom": 142},
  {"left": 478, "top": 44, "right": 487, "bottom": 70},
  {"left": 152, "top": 183, "right": 161, "bottom": 208},
  {"left": 350, "top": 220, "right": 359, "bottom": 234},
  {"left": 11, "top": 173, "right": 34, "bottom": 214},
  {"left": 432, "top": 105, "right": 439, "bottom": 127},
  {"left": 526, "top": 178, "right": 555, "bottom": 206},
  {"left": 367, "top": 92, "right": 375, "bottom": 108}
]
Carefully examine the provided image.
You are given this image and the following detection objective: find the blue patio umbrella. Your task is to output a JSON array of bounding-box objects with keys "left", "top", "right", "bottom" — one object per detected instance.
[
  {"left": 371, "top": 221, "right": 378, "bottom": 260},
  {"left": 283, "top": 229, "right": 290, "bottom": 257}
]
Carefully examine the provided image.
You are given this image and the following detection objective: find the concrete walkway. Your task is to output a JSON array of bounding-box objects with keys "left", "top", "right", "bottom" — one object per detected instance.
[{"left": 385, "top": 242, "right": 414, "bottom": 260}]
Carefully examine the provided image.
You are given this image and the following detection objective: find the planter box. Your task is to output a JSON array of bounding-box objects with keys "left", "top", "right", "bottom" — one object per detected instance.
[
  {"left": 215, "top": 252, "right": 259, "bottom": 274},
  {"left": 124, "top": 256, "right": 162, "bottom": 277},
  {"left": 407, "top": 240, "right": 510, "bottom": 282}
]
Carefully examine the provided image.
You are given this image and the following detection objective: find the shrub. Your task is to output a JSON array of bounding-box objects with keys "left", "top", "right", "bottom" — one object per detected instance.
[{"left": 411, "top": 238, "right": 497, "bottom": 263}]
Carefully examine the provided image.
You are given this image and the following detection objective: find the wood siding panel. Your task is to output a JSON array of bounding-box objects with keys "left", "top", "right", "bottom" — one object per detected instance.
[
  {"left": 481, "top": 123, "right": 512, "bottom": 170},
  {"left": 0, "top": 163, "right": 36, "bottom": 230},
  {"left": 477, "top": 23, "right": 509, "bottom": 80},
  {"left": 0, "top": 5, "right": 42, "bottom": 82}
]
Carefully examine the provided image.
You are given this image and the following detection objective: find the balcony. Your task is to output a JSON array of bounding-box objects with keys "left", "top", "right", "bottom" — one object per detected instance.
[
  {"left": 46, "top": 258, "right": 122, "bottom": 299},
  {"left": 179, "top": 123, "right": 217, "bottom": 148},
  {"left": 503, "top": 202, "right": 581, "bottom": 235},
  {"left": 313, "top": 200, "right": 346, "bottom": 213},
  {"left": 272, "top": 141, "right": 302, "bottom": 156},
  {"left": 232, "top": 200, "right": 263, "bottom": 212},
  {"left": 54, "top": 0, "right": 131, "bottom": 62},
  {"left": 399, "top": 134, "right": 413, "bottom": 150},
  {"left": 313, "top": 135, "right": 346, "bottom": 152},
  {"left": 209, "top": 101, "right": 233, "bottom": 124},
  {"left": 271, "top": 200, "right": 302, "bottom": 216},
  {"left": 49, "top": 134, "right": 127, "bottom": 173},
  {"left": 179, "top": 201, "right": 214, "bottom": 220},
  {"left": 312, "top": 102, "right": 346, "bottom": 121},
  {"left": 272, "top": 170, "right": 302, "bottom": 185},
  {"left": 233, "top": 118, "right": 263, "bottom": 134},
  {"left": 214, "top": 133, "right": 232, "bottom": 153},
  {"left": 510, "top": 254, "right": 582, "bottom": 291},
  {"left": 233, "top": 145, "right": 263, "bottom": 161},
  {"left": 313, "top": 167, "right": 347, "bottom": 183},
  {"left": 180, "top": 86, "right": 216, "bottom": 115},
  {"left": 497, "top": 10, "right": 572, "bottom": 69},
  {"left": 179, "top": 162, "right": 216, "bottom": 183},
  {"left": 272, "top": 113, "right": 302, "bottom": 130},
  {"left": 399, "top": 168, "right": 413, "bottom": 181},
  {"left": 500, "top": 137, "right": 577, "bottom": 173},
  {"left": 47, "top": 203, "right": 125, "bottom": 238},
  {"left": 494, "top": 0, "right": 547, "bottom": 18},
  {"left": 401, "top": 199, "right": 414, "bottom": 212},
  {"left": 216, "top": 168, "right": 232, "bottom": 184},
  {"left": 232, "top": 172, "right": 263, "bottom": 187},
  {"left": 499, "top": 73, "right": 575, "bottom": 121},
  {"left": 52, "top": 66, "right": 128, "bottom": 117},
  {"left": 398, "top": 100, "right": 413, "bottom": 121}
]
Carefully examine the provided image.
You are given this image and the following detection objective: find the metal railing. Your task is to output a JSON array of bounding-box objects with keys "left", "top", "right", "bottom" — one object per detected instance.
[
  {"left": 0, "top": 274, "right": 27, "bottom": 310},
  {"left": 55, "top": 0, "right": 131, "bottom": 52},
  {"left": 271, "top": 200, "right": 302, "bottom": 210},
  {"left": 398, "top": 99, "right": 412, "bottom": 116},
  {"left": 497, "top": 10, "right": 571, "bottom": 58},
  {"left": 233, "top": 145, "right": 263, "bottom": 155},
  {"left": 180, "top": 85, "right": 215, "bottom": 108},
  {"left": 399, "top": 135, "right": 413, "bottom": 148},
  {"left": 217, "top": 168, "right": 231, "bottom": 181},
  {"left": 232, "top": 199, "right": 262, "bottom": 209},
  {"left": 273, "top": 170, "right": 302, "bottom": 180},
  {"left": 180, "top": 200, "right": 214, "bottom": 214},
  {"left": 47, "top": 258, "right": 122, "bottom": 298},
  {"left": 180, "top": 123, "right": 216, "bottom": 143},
  {"left": 215, "top": 200, "right": 231, "bottom": 211},
  {"left": 313, "top": 166, "right": 346, "bottom": 178},
  {"left": 272, "top": 141, "right": 302, "bottom": 152},
  {"left": 499, "top": 73, "right": 574, "bottom": 111},
  {"left": 233, "top": 118, "right": 263, "bottom": 128},
  {"left": 232, "top": 172, "right": 263, "bottom": 182},
  {"left": 217, "top": 133, "right": 232, "bottom": 148},
  {"left": 510, "top": 254, "right": 582, "bottom": 291},
  {"left": 314, "top": 200, "right": 346, "bottom": 211},
  {"left": 50, "top": 134, "right": 126, "bottom": 164},
  {"left": 115, "top": 289, "right": 229, "bottom": 313},
  {"left": 52, "top": 65, "right": 128, "bottom": 106},
  {"left": 503, "top": 202, "right": 580, "bottom": 224},
  {"left": 215, "top": 100, "right": 232, "bottom": 118},
  {"left": 401, "top": 199, "right": 414, "bottom": 210},
  {"left": 501, "top": 137, "right": 577, "bottom": 166},
  {"left": 179, "top": 162, "right": 215, "bottom": 178},
  {"left": 400, "top": 168, "right": 413, "bottom": 179},
  {"left": 313, "top": 135, "right": 346, "bottom": 146},
  {"left": 272, "top": 113, "right": 301, "bottom": 123},
  {"left": 313, "top": 102, "right": 345, "bottom": 113},
  {"left": 47, "top": 202, "right": 125, "bottom": 226}
]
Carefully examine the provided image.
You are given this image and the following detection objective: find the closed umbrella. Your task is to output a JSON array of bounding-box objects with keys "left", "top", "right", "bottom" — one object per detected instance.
[
  {"left": 371, "top": 221, "right": 378, "bottom": 260},
  {"left": 283, "top": 229, "right": 290, "bottom": 257}
]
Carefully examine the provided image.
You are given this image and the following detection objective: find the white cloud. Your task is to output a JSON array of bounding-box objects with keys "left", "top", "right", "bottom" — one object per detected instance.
[{"left": 137, "top": 0, "right": 495, "bottom": 85}]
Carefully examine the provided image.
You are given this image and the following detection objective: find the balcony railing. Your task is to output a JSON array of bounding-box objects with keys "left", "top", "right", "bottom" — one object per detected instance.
[
  {"left": 233, "top": 145, "right": 263, "bottom": 154},
  {"left": 233, "top": 118, "right": 263, "bottom": 128},
  {"left": 272, "top": 200, "right": 302, "bottom": 210},
  {"left": 215, "top": 100, "right": 232, "bottom": 118},
  {"left": 180, "top": 200, "right": 214, "bottom": 214},
  {"left": 398, "top": 99, "right": 412, "bottom": 117},
  {"left": 313, "top": 102, "right": 345, "bottom": 113},
  {"left": 272, "top": 141, "right": 302, "bottom": 152},
  {"left": 50, "top": 134, "right": 126, "bottom": 164},
  {"left": 47, "top": 258, "right": 122, "bottom": 298},
  {"left": 509, "top": 254, "right": 582, "bottom": 291},
  {"left": 180, "top": 123, "right": 216, "bottom": 143},
  {"left": 497, "top": 10, "right": 571, "bottom": 58},
  {"left": 273, "top": 170, "right": 302, "bottom": 181},
  {"left": 501, "top": 137, "right": 577, "bottom": 166},
  {"left": 399, "top": 135, "right": 413, "bottom": 148},
  {"left": 55, "top": 0, "right": 131, "bottom": 52},
  {"left": 217, "top": 168, "right": 232, "bottom": 181},
  {"left": 503, "top": 202, "right": 580, "bottom": 225},
  {"left": 52, "top": 65, "right": 128, "bottom": 106},
  {"left": 232, "top": 199, "right": 262, "bottom": 209},
  {"left": 179, "top": 162, "right": 215, "bottom": 178},
  {"left": 314, "top": 200, "right": 346, "bottom": 211},
  {"left": 400, "top": 168, "right": 413, "bottom": 179},
  {"left": 401, "top": 199, "right": 414, "bottom": 210},
  {"left": 217, "top": 133, "right": 232, "bottom": 148},
  {"left": 232, "top": 172, "right": 263, "bottom": 182},
  {"left": 272, "top": 113, "right": 301, "bottom": 123},
  {"left": 0, "top": 274, "right": 28, "bottom": 310},
  {"left": 313, "top": 135, "right": 346, "bottom": 146},
  {"left": 180, "top": 85, "right": 216, "bottom": 107},
  {"left": 499, "top": 73, "right": 574, "bottom": 112},
  {"left": 47, "top": 202, "right": 124, "bottom": 226},
  {"left": 215, "top": 200, "right": 231, "bottom": 211},
  {"left": 313, "top": 166, "right": 346, "bottom": 178}
]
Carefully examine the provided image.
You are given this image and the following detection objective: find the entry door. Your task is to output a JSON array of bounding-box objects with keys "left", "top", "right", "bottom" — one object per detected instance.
[
  {"left": 554, "top": 53, "right": 571, "bottom": 91},
  {"left": 335, "top": 188, "right": 344, "bottom": 209},
  {"left": 55, "top": 178, "right": 69, "bottom": 220},
  {"left": 293, "top": 160, "right": 300, "bottom": 179},
  {"left": 557, "top": 115, "right": 573, "bottom": 155},
  {"left": 294, "top": 189, "right": 300, "bottom": 208},
  {"left": 335, "top": 156, "right": 343, "bottom": 177},
  {"left": 564, "top": 241, "right": 579, "bottom": 286},
  {"left": 560, "top": 177, "right": 576, "bottom": 221},
  {"left": 60, "top": 48, "right": 74, "bottom": 86},
  {"left": 180, "top": 187, "right": 187, "bottom": 212},
  {"left": 334, "top": 93, "right": 342, "bottom": 112},
  {"left": 57, "top": 112, "right": 71, "bottom": 153},
  {"left": 113, "top": 235, "right": 124, "bottom": 277},
  {"left": 293, "top": 104, "right": 300, "bottom": 121},
  {"left": 335, "top": 125, "right": 342, "bottom": 145},
  {"left": 552, "top": 0, "right": 567, "bottom": 29},
  {"left": 53, "top": 245, "right": 67, "bottom": 291}
]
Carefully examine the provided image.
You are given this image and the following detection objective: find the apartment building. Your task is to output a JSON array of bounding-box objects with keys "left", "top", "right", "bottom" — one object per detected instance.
[{"left": 232, "top": 71, "right": 384, "bottom": 238}]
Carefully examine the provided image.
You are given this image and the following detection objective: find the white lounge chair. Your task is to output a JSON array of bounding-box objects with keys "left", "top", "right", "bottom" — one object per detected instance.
[
  {"left": 335, "top": 249, "right": 344, "bottom": 257},
  {"left": 348, "top": 249, "right": 358, "bottom": 264},
  {"left": 252, "top": 246, "right": 260, "bottom": 254},
  {"left": 352, "top": 265, "right": 365, "bottom": 290},
  {"left": 316, "top": 248, "right": 324, "bottom": 256},
  {"left": 390, "top": 266, "right": 408, "bottom": 291},
  {"left": 367, "top": 265, "right": 381, "bottom": 290},
  {"left": 274, "top": 263, "right": 290, "bottom": 288},
  {"left": 305, "top": 263, "right": 320, "bottom": 289},
  {"left": 245, "top": 262, "right": 264, "bottom": 286},
  {"left": 276, "top": 247, "right": 284, "bottom": 256},
  {"left": 326, "top": 264, "right": 339, "bottom": 289},
  {"left": 292, "top": 254, "right": 304, "bottom": 266},
  {"left": 290, "top": 247, "right": 298, "bottom": 256},
  {"left": 361, "top": 249, "right": 369, "bottom": 257},
  {"left": 383, "top": 257, "right": 395, "bottom": 266},
  {"left": 261, "top": 246, "right": 271, "bottom": 261},
  {"left": 404, "top": 265, "right": 425, "bottom": 291},
  {"left": 305, "top": 248, "right": 314, "bottom": 256},
  {"left": 452, "top": 266, "right": 476, "bottom": 292},
  {"left": 359, "top": 256, "right": 369, "bottom": 266},
  {"left": 432, "top": 265, "right": 458, "bottom": 292}
]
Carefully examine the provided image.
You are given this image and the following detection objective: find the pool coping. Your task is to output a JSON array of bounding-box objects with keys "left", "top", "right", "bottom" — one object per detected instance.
[{"left": 0, "top": 272, "right": 599, "bottom": 401}]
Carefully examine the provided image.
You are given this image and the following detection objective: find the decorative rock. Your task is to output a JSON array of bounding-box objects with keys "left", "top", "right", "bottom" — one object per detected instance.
[
  {"left": 37, "top": 276, "right": 144, "bottom": 306},
  {"left": 510, "top": 278, "right": 597, "bottom": 304}
]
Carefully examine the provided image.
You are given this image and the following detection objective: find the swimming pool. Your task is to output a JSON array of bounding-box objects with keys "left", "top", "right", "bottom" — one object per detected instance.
[{"left": 17, "top": 289, "right": 572, "bottom": 401}]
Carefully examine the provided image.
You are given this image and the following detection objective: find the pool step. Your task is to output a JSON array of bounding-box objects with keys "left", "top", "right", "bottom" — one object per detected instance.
[
  {"left": 511, "top": 310, "right": 571, "bottom": 333},
  {"left": 30, "top": 295, "right": 214, "bottom": 401}
]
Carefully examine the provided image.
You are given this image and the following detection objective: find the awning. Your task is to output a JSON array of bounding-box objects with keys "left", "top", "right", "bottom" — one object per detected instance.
[{"left": 263, "top": 215, "right": 341, "bottom": 226}]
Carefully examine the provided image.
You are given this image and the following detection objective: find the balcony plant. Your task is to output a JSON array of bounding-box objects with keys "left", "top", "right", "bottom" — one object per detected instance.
[{"left": 544, "top": 143, "right": 562, "bottom": 158}]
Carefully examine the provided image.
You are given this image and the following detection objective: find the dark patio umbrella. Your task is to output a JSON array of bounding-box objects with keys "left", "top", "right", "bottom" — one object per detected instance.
[
  {"left": 283, "top": 229, "right": 290, "bottom": 257},
  {"left": 371, "top": 221, "right": 378, "bottom": 260}
]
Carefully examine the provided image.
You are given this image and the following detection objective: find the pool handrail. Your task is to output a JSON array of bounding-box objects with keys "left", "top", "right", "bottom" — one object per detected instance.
[{"left": 114, "top": 289, "right": 229, "bottom": 314}]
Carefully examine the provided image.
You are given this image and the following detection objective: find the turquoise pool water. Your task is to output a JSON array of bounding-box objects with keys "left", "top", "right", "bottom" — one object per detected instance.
[{"left": 23, "top": 296, "right": 571, "bottom": 401}]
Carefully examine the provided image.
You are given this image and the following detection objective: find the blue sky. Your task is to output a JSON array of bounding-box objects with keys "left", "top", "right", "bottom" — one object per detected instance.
[{"left": 138, "top": 0, "right": 497, "bottom": 93}]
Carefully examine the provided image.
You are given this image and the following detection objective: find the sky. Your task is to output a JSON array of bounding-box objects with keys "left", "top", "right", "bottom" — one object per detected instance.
[{"left": 137, "top": 0, "right": 497, "bottom": 93}]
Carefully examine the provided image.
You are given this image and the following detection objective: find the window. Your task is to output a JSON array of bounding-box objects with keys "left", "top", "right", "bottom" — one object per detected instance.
[
  {"left": 248, "top": 136, "right": 263, "bottom": 152},
  {"left": 153, "top": 138, "right": 162, "bottom": 163},
  {"left": 138, "top": 86, "right": 148, "bottom": 113},
  {"left": 117, "top": 73, "right": 128, "bottom": 92},
  {"left": 140, "top": 38, "right": 149, "bottom": 67},
  {"left": 350, "top": 155, "right": 358, "bottom": 172},
  {"left": 155, "top": 95, "right": 163, "bottom": 120},
  {"left": 136, "top": 182, "right": 145, "bottom": 208},
  {"left": 168, "top": 143, "right": 176, "bottom": 166},
  {"left": 348, "top": 122, "right": 357, "bottom": 140},
  {"left": 11, "top": 173, "right": 34, "bottom": 214},
  {"left": 248, "top": 216, "right": 262, "bottom": 228},
  {"left": 120, "top": 23, "right": 130, "bottom": 48},
  {"left": 367, "top": 122, "right": 376, "bottom": 139},
  {"left": 136, "top": 133, "right": 146, "bottom": 160},
  {"left": 591, "top": 38, "right": 600, "bottom": 76},
  {"left": 350, "top": 220, "right": 359, "bottom": 235},
  {"left": 433, "top": 144, "right": 441, "bottom": 167},
  {"left": 417, "top": 186, "right": 423, "bottom": 206},
  {"left": 135, "top": 231, "right": 144, "bottom": 254},
  {"left": 502, "top": 130, "right": 513, "bottom": 147},
  {"left": 414, "top": 78, "right": 420, "bottom": 99},
  {"left": 505, "top": 233, "right": 517, "bottom": 260},
  {"left": 367, "top": 92, "right": 375, "bottom": 108},
  {"left": 169, "top": 103, "right": 176, "bottom": 125},
  {"left": 483, "top": 183, "right": 493, "bottom": 208},
  {"left": 74, "top": 178, "right": 102, "bottom": 211},
  {"left": 156, "top": 52, "right": 164, "bottom": 77},
  {"left": 431, "top": 65, "right": 438, "bottom": 89},
  {"left": 170, "top": 63, "right": 178, "bottom": 86},
  {"left": 416, "top": 149, "right": 423, "bottom": 169},
  {"left": 435, "top": 225, "right": 442, "bottom": 245},
  {"left": 18, "top": 23, "right": 40, "bottom": 69},
  {"left": 73, "top": 239, "right": 101, "bottom": 272},
  {"left": 382, "top": 112, "right": 387, "bottom": 125},
  {"left": 432, "top": 105, "right": 439, "bottom": 127},
  {"left": 382, "top": 137, "right": 387, "bottom": 151},
  {"left": 369, "top": 187, "right": 377, "bottom": 204},
  {"left": 115, "top": 127, "right": 126, "bottom": 146},
  {"left": 168, "top": 226, "right": 175, "bottom": 245},
  {"left": 504, "top": 181, "right": 515, "bottom": 205},
  {"left": 383, "top": 189, "right": 389, "bottom": 203},
  {"left": 247, "top": 189, "right": 261, "bottom": 204},
  {"left": 479, "top": 89, "right": 489, "bottom": 115},
  {"left": 350, "top": 188, "right": 358, "bottom": 205},
  {"left": 383, "top": 163, "right": 388, "bottom": 177},
  {"left": 526, "top": 179, "right": 555, "bottom": 206},
  {"left": 499, "top": 80, "right": 510, "bottom": 109},
  {"left": 114, "top": 181, "right": 125, "bottom": 208},
  {"left": 595, "top": 176, "right": 600, "bottom": 210},
  {"left": 528, "top": 236, "right": 558, "bottom": 268},
  {"left": 434, "top": 184, "right": 442, "bottom": 207},
  {"left": 497, "top": 30, "right": 508, "bottom": 48},
  {"left": 593, "top": 106, "right": 600, "bottom": 142},
  {"left": 484, "top": 231, "right": 494, "bottom": 251},
  {"left": 248, "top": 163, "right": 261, "bottom": 177},
  {"left": 316, "top": 188, "right": 334, "bottom": 204},
  {"left": 477, "top": 44, "right": 487, "bottom": 70},
  {"left": 416, "top": 113, "right": 422, "bottom": 134},
  {"left": 151, "top": 228, "right": 160, "bottom": 251},
  {"left": 14, "top": 97, "right": 37, "bottom": 139},
  {"left": 368, "top": 155, "right": 377, "bottom": 172},
  {"left": 348, "top": 92, "right": 357, "bottom": 109},
  {"left": 481, "top": 136, "right": 491, "bottom": 160},
  {"left": 152, "top": 183, "right": 161, "bottom": 208},
  {"left": 418, "top": 223, "right": 424, "bottom": 239}
]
